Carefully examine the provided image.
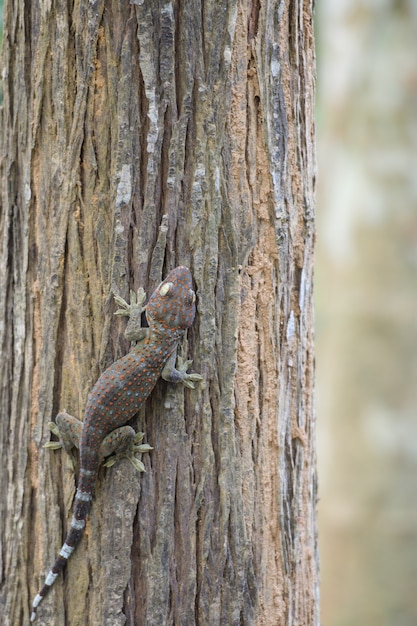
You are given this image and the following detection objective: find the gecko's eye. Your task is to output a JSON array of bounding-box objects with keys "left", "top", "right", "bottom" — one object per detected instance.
[{"left": 160, "top": 282, "right": 173, "bottom": 296}]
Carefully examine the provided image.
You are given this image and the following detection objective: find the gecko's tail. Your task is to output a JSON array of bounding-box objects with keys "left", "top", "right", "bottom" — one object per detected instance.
[{"left": 30, "top": 474, "right": 94, "bottom": 621}]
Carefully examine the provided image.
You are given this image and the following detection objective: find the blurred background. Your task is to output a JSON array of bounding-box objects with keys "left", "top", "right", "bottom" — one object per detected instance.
[
  {"left": 315, "top": 1, "right": 417, "bottom": 625},
  {"left": 1, "top": 0, "right": 416, "bottom": 623}
]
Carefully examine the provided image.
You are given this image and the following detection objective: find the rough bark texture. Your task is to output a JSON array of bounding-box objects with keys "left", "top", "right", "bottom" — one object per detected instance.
[{"left": 0, "top": 1, "right": 317, "bottom": 626}]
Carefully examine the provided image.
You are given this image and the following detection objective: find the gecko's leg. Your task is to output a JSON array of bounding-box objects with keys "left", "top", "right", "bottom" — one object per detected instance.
[
  {"left": 162, "top": 349, "right": 204, "bottom": 389},
  {"left": 101, "top": 427, "right": 152, "bottom": 473},
  {"left": 43, "top": 411, "right": 82, "bottom": 469},
  {"left": 44, "top": 411, "right": 82, "bottom": 452},
  {"left": 114, "top": 287, "right": 149, "bottom": 343}
]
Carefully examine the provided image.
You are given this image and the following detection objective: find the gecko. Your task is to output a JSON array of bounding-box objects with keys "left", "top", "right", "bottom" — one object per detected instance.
[{"left": 30, "top": 266, "right": 203, "bottom": 622}]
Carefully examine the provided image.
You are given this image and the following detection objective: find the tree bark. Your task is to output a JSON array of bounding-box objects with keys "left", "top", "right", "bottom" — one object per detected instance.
[{"left": 0, "top": 1, "right": 318, "bottom": 626}]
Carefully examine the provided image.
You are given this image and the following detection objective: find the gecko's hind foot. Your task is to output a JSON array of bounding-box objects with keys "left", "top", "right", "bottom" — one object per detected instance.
[
  {"left": 43, "top": 411, "right": 82, "bottom": 470},
  {"left": 43, "top": 421, "right": 65, "bottom": 450},
  {"left": 102, "top": 428, "right": 153, "bottom": 473}
]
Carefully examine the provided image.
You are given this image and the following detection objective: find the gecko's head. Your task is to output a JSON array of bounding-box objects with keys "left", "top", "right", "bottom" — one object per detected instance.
[{"left": 146, "top": 266, "right": 197, "bottom": 333}]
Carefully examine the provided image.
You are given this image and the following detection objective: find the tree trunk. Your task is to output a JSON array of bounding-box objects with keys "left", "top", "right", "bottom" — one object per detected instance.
[{"left": 0, "top": 1, "right": 318, "bottom": 625}]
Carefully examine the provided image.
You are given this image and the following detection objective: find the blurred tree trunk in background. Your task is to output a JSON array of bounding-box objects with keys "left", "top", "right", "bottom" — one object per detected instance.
[
  {"left": 316, "top": 2, "right": 417, "bottom": 625},
  {"left": 0, "top": 1, "right": 317, "bottom": 625}
]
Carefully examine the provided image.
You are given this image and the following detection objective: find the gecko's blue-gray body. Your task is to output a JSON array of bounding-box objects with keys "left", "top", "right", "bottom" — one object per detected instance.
[{"left": 30, "top": 266, "right": 202, "bottom": 621}]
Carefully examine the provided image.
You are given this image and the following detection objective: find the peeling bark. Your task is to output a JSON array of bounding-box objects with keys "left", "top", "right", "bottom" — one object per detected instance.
[{"left": 0, "top": 1, "right": 318, "bottom": 625}]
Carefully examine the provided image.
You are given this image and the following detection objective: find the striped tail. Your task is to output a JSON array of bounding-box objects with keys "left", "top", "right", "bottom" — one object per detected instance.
[{"left": 30, "top": 468, "right": 96, "bottom": 622}]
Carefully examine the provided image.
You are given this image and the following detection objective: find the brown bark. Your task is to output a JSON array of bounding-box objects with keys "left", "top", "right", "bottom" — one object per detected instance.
[{"left": 0, "top": 1, "right": 318, "bottom": 625}]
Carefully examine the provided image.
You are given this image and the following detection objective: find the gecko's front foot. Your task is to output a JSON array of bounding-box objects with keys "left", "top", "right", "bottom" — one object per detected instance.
[
  {"left": 162, "top": 354, "right": 204, "bottom": 389},
  {"left": 176, "top": 356, "right": 204, "bottom": 389},
  {"left": 114, "top": 288, "right": 149, "bottom": 343},
  {"left": 113, "top": 288, "right": 147, "bottom": 318}
]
